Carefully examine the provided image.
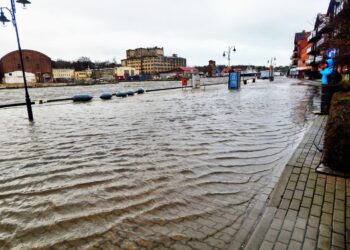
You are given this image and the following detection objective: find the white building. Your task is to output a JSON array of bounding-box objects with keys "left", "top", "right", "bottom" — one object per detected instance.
[
  {"left": 53, "top": 69, "right": 75, "bottom": 80},
  {"left": 115, "top": 67, "right": 139, "bottom": 78},
  {"left": 2, "top": 71, "right": 36, "bottom": 84}
]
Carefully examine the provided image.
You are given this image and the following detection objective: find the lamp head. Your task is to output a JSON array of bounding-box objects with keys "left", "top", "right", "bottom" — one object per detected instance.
[
  {"left": 223, "top": 52, "right": 226, "bottom": 57},
  {"left": 0, "top": 9, "right": 10, "bottom": 26},
  {"left": 233, "top": 47, "right": 236, "bottom": 52},
  {"left": 16, "top": 0, "right": 31, "bottom": 8}
]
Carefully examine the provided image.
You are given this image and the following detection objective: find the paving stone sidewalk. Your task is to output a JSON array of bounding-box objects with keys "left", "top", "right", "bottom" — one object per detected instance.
[{"left": 244, "top": 115, "right": 350, "bottom": 250}]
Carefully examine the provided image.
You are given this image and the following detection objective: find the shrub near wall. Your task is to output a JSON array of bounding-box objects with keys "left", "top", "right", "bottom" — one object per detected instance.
[{"left": 323, "top": 90, "right": 350, "bottom": 171}]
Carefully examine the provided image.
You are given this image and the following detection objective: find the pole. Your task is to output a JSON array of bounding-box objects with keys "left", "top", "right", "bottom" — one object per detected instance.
[
  {"left": 13, "top": 10, "right": 34, "bottom": 121},
  {"left": 228, "top": 46, "right": 231, "bottom": 67}
]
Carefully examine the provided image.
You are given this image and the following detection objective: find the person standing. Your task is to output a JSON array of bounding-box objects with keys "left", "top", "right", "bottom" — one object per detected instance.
[{"left": 319, "top": 58, "right": 340, "bottom": 114}]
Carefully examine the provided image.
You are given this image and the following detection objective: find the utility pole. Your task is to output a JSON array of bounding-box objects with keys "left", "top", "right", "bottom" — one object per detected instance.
[{"left": 0, "top": 0, "right": 34, "bottom": 122}]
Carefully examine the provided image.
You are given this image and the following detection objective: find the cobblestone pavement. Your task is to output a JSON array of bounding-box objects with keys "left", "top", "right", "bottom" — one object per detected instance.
[{"left": 245, "top": 115, "right": 350, "bottom": 250}]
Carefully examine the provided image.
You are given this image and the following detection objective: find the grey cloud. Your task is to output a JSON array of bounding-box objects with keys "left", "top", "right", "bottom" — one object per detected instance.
[{"left": 0, "top": 0, "right": 330, "bottom": 66}]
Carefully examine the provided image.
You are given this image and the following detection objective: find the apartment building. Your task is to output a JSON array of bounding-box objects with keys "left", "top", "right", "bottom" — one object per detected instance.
[
  {"left": 307, "top": 0, "right": 349, "bottom": 79},
  {"left": 121, "top": 47, "right": 186, "bottom": 75},
  {"left": 53, "top": 69, "right": 75, "bottom": 81},
  {"left": 290, "top": 31, "right": 312, "bottom": 78}
]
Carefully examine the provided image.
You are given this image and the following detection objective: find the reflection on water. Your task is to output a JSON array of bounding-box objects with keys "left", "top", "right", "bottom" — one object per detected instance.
[{"left": 0, "top": 78, "right": 316, "bottom": 249}]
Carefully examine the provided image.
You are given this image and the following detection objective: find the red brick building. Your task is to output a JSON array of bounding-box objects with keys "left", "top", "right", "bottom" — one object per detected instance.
[
  {"left": 290, "top": 31, "right": 312, "bottom": 78},
  {"left": 0, "top": 50, "right": 52, "bottom": 83}
]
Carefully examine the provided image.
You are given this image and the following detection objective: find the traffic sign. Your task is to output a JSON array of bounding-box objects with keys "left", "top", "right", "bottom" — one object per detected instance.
[{"left": 326, "top": 48, "right": 339, "bottom": 59}]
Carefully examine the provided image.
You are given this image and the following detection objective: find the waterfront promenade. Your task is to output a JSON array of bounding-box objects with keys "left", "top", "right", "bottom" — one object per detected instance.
[
  {"left": 0, "top": 78, "right": 318, "bottom": 249},
  {"left": 245, "top": 115, "right": 350, "bottom": 250}
]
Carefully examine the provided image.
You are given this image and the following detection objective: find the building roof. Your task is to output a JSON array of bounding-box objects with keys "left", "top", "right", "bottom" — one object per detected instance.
[
  {"left": 0, "top": 49, "right": 51, "bottom": 61},
  {"left": 127, "top": 47, "right": 163, "bottom": 51},
  {"left": 294, "top": 31, "right": 310, "bottom": 43}
]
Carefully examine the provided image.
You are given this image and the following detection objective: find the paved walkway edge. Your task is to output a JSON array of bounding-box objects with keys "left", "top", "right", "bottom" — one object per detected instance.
[
  {"left": 243, "top": 118, "right": 320, "bottom": 249},
  {"left": 243, "top": 115, "right": 350, "bottom": 250}
]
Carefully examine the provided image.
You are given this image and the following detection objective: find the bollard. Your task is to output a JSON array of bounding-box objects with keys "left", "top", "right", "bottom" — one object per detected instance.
[{"left": 35, "top": 99, "right": 46, "bottom": 104}]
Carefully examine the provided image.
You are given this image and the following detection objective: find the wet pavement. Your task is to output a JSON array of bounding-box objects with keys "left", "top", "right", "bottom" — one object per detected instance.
[
  {"left": 0, "top": 78, "right": 318, "bottom": 249},
  {"left": 248, "top": 116, "right": 350, "bottom": 250}
]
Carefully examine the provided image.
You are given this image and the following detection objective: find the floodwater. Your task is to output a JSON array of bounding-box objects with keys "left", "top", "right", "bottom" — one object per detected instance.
[
  {"left": 0, "top": 78, "right": 225, "bottom": 105},
  {"left": 0, "top": 78, "right": 317, "bottom": 249}
]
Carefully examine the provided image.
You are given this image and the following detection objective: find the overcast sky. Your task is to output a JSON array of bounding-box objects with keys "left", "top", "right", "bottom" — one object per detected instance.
[{"left": 0, "top": 0, "right": 330, "bottom": 66}]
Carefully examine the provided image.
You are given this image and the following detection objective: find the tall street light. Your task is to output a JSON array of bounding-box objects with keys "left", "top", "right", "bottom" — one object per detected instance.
[
  {"left": 223, "top": 46, "right": 237, "bottom": 68},
  {"left": 0, "top": 0, "right": 34, "bottom": 122}
]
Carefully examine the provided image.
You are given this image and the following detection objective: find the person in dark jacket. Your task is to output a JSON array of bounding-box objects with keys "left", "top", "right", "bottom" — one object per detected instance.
[{"left": 319, "top": 58, "right": 342, "bottom": 114}]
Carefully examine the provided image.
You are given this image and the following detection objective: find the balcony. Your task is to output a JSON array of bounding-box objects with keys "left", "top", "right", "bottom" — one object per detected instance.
[
  {"left": 306, "top": 60, "right": 313, "bottom": 66},
  {"left": 335, "top": 1, "right": 345, "bottom": 15},
  {"left": 290, "top": 51, "right": 298, "bottom": 60},
  {"left": 317, "top": 18, "right": 330, "bottom": 33},
  {"left": 317, "top": 23, "right": 326, "bottom": 33},
  {"left": 291, "top": 59, "right": 298, "bottom": 66},
  {"left": 307, "top": 47, "right": 318, "bottom": 55},
  {"left": 308, "top": 30, "right": 318, "bottom": 43},
  {"left": 315, "top": 37, "right": 325, "bottom": 48},
  {"left": 315, "top": 56, "right": 323, "bottom": 63}
]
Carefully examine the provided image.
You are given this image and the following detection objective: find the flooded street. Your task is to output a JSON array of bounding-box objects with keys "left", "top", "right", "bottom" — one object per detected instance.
[
  {"left": 0, "top": 78, "right": 225, "bottom": 105},
  {"left": 0, "top": 78, "right": 318, "bottom": 249}
]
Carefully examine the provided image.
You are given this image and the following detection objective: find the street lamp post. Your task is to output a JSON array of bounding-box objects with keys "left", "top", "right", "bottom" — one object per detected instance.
[
  {"left": 0, "top": 0, "right": 34, "bottom": 122},
  {"left": 267, "top": 57, "right": 277, "bottom": 81},
  {"left": 223, "top": 46, "right": 237, "bottom": 68}
]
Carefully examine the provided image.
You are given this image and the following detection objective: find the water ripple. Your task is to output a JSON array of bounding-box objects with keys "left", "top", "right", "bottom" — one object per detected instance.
[{"left": 0, "top": 78, "right": 316, "bottom": 249}]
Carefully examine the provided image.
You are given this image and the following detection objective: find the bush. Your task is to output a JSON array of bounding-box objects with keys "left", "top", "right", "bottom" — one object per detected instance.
[
  {"left": 340, "top": 80, "right": 350, "bottom": 92},
  {"left": 323, "top": 92, "right": 350, "bottom": 171}
]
